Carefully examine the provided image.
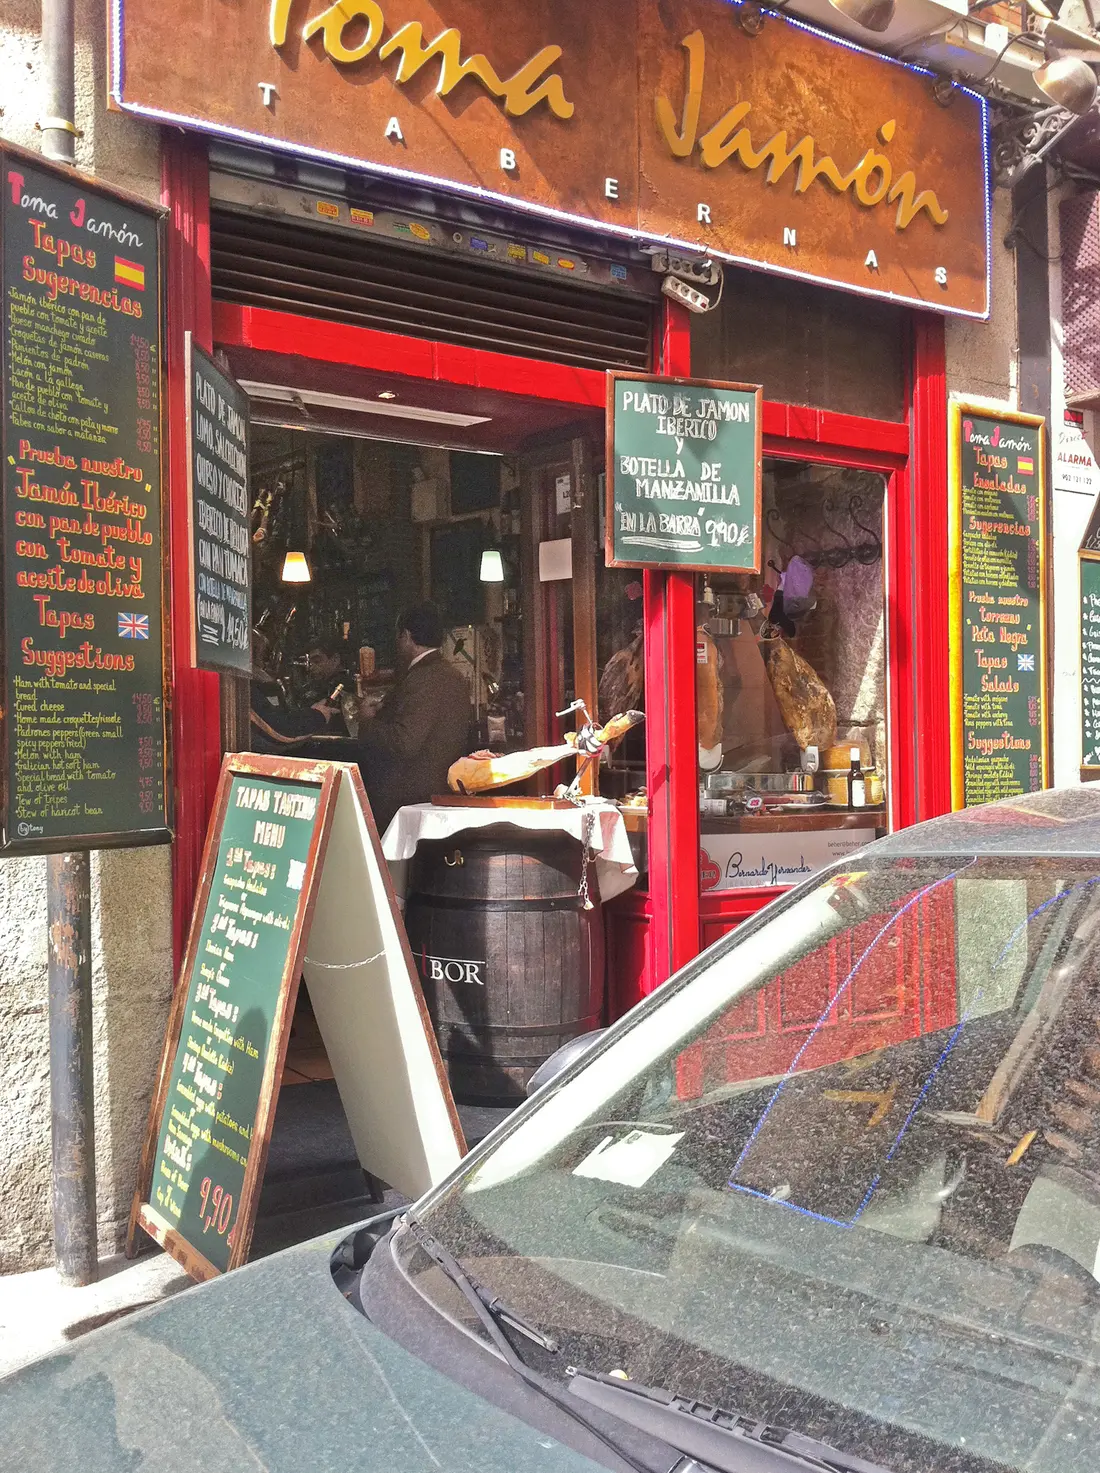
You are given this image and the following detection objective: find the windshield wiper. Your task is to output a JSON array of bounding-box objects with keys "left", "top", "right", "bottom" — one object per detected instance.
[
  {"left": 569, "top": 1370, "right": 893, "bottom": 1473},
  {"left": 404, "top": 1216, "right": 558, "bottom": 1352},
  {"left": 401, "top": 1216, "right": 659, "bottom": 1473}
]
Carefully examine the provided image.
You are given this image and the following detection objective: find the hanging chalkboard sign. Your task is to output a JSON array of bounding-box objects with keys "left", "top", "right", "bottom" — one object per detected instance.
[
  {"left": 186, "top": 336, "right": 251, "bottom": 674},
  {"left": 0, "top": 144, "right": 168, "bottom": 853},
  {"left": 949, "top": 403, "right": 1049, "bottom": 809},
  {"left": 1081, "top": 554, "right": 1100, "bottom": 777},
  {"left": 129, "top": 753, "right": 464, "bottom": 1281},
  {"left": 606, "top": 372, "right": 762, "bottom": 574}
]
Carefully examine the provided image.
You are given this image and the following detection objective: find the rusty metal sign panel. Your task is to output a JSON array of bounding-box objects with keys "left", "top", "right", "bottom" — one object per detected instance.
[{"left": 109, "top": 0, "right": 990, "bottom": 318}]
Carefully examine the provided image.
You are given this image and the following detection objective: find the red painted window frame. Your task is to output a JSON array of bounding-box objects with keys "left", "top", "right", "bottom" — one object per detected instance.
[
  {"left": 162, "top": 139, "right": 950, "bottom": 982},
  {"left": 691, "top": 314, "right": 951, "bottom": 960}
]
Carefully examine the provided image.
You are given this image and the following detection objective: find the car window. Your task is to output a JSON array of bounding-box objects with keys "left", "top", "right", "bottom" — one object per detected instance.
[{"left": 407, "top": 856, "right": 1100, "bottom": 1473}]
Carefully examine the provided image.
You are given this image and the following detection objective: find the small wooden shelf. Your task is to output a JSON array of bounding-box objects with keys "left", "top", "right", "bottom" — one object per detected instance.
[{"left": 700, "top": 809, "right": 885, "bottom": 835}]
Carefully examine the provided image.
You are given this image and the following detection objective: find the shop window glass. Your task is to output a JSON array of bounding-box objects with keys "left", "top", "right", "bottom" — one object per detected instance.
[
  {"left": 697, "top": 459, "right": 887, "bottom": 893},
  {"left": 690, "top": 269, "right": 906, "bottom": 423}
]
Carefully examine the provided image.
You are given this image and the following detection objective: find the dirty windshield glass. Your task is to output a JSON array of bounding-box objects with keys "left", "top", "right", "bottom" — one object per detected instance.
[{"left": 404, "top": 856, "right": 1100, "bottom": 1473}]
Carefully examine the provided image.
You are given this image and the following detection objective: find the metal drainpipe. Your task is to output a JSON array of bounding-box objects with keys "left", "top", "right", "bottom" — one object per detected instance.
[
  {"left": 47, "top": 855, "right": 97, "bottom": 1286},
  {"left": 40, "top": 0, "right": 97, "bottom": 1285},
  {"left": 40, "top": 0, "right": 77, "bottom": 165}
]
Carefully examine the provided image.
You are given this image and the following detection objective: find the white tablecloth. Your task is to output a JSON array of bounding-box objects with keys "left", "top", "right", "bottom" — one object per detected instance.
[{"left": 381, "top": 800, "right": 638, "bottom": 903}]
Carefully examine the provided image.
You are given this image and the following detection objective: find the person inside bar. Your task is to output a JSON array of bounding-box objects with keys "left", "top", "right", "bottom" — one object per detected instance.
[
  {"left": 301, "top": 637, "right": 351, "bottom": 735},
  {"left": 250, "top": 630, "right": 334, "bottom": 752},
  {"left": 357, "top": 602, "right": 473, "bottom": 832}
]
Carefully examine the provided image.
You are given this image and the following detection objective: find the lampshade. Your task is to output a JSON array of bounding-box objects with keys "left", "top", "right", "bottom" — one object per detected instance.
[
  {"left": 480, "top": 548, "right": 505, "bottom": 583},
  {"left": 281, "top": 550, "right": 311, "bottom": 583},
  {"left": 1034, "top": 53, "right": 1098, "bottom": 113},
  {"left": 826, "top": 0, "right": 895, "bottom": 31}
]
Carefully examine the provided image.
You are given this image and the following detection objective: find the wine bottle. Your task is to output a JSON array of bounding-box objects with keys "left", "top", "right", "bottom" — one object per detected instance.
[{"left": 847, "top": 747, "right": 866, "bottom": 809}]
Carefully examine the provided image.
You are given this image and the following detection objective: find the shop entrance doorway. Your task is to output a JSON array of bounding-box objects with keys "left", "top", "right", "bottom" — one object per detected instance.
[{"left": 224, "top": 363, "right": 650, "bottom": 1091}]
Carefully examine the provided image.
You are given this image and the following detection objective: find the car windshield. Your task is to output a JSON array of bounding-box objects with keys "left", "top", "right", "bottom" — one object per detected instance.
[{"left": 401, "top": 853, "right": 1100, "bottom": 1473}]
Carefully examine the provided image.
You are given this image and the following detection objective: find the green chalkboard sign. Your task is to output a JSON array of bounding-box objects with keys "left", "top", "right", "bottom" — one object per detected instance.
[
  {"left": 187, "top": 337, "right": 251, "bottom": 675},
  {"left": 1082, "top": 556, "right": 1100, "bottom": 773},
  {"left": 949, "top": 404, "right": 1049, "bottom": 809},
  {"left": 0, "top": 146, "right": 167, "bottom": 853},
  {"left": 605, "top": 372, "right": 762, "bottom": 574},
  {"left": 132, "top": 755, "right": 336, "bottom": 1278}
]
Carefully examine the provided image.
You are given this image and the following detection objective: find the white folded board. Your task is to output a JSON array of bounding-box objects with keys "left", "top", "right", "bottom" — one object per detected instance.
[{"left": 303, "top": 767, "right": 466, "bottom": 1199}]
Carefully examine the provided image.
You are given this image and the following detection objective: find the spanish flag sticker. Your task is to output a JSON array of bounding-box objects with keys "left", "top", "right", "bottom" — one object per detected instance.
[
  {"left": 114, "top": 257, "right": 145, "bottom": 291},
  {"left": 1018, "top": 456, "right": 1034, "bottom": 475}
]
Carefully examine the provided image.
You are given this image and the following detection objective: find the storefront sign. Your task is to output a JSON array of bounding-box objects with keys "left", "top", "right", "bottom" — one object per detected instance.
[
  {"left": 109, "top": 0, "right": 990, "bottom": 318},
  {"left": 0, "top": 148, "right": 168, "bottom": 853},
  {"left": 949, "top": 404, "right": 1049, "bottom": 809},
  {"left": 1080, "top": 554, "right": 1100, "bottom": 775},
  {"left": 607, "top": 373, "right": 761, "bottom": 574},
  {"left": 131, "top": 754, "right": 463, "bottom": 1281},
  {"left": 186, "top": 338, "right": 252, "bottom": 675},
  {"left": 1055, "top": 409, "right": 1100, "bottom": 497},
  {"left": 700, "top": 826, "right": 876, "bottom": 891}
]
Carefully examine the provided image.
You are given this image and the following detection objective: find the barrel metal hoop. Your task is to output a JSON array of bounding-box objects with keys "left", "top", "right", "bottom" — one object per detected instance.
[
  {"left": 407, "top": 895, "right": 588, "bottom": 914},
  {"left": 438, "top": 1020, "right": 602, "bottom": 1038}
]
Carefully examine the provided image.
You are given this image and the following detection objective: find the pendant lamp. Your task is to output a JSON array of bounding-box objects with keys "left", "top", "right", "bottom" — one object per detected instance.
[{"left": 281, "top": 550, "right": 311, "bottom": 583}]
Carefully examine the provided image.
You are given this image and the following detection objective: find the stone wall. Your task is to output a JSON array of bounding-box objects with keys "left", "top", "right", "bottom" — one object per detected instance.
[
  {"left": 0, "top": 0, "right": 171, "bottom": 1272},
  {"left": 945, "top": 186, "right": 1019, "bottom": 409}
]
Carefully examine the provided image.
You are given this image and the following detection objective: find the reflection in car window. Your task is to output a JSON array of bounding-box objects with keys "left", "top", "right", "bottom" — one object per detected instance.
[{"left": 404, "top": 857, "right": 1100, "bottom": 1473}]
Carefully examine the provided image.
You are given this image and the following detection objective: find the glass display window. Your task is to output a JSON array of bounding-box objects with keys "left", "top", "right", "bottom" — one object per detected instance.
[{"left": 697, "top": 458, "right": 888, "bottom": 894}]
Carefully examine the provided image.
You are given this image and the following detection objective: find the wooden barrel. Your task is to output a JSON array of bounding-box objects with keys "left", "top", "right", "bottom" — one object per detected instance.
[{"left": 403, "top": 824, "right": 605, "bottom": 1105}]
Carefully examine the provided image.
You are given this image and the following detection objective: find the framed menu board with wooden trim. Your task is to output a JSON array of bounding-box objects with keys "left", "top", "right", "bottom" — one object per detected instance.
[
  {"left": 949, "top": 403, "right": 1050, "bottom": 809},
  {"left": 0, "top": 143, "right": 168, "bottom": 853},
  {"left": 129, "top": 753, "right": 464, "bottom": 1281},
  {"left": 606, "top": 372, "right": 762, "bottom": 574},
  {"left": 1080, "top": 493, "right": 1100, "bottom": 779},
  {"left": 1081, "top": 555, "right": 1100, "bottom": 778},
  {"left": 186, "top": 335, "right": 251, "bottom": 675}
]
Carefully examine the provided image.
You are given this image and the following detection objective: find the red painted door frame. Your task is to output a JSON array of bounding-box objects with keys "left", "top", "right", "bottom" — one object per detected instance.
[
  {"left": 644, "top": 303, "right": 701, "bottom": 984},
  {"left": 162, "top": 140, "right": 951, "bottom": 984},
  {"left": 163, "top": 135, "right": 221, "bottom": 966}
]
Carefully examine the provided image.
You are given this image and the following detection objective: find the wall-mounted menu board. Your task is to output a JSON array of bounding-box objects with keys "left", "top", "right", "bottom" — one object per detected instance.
[
  {"left": 130, "top": 755, "right": 338, "bottom": 1279},
  {"left": 187, "top": 336, "right": 251, "bottom": 675},
  {"left": 949, "top": 403, "right": 1049, "bottom": 809},
  {"left": 606, "top": 372, "right": 762, "bottom": 574},
  {"left": 0, "top": 145, "right": 168, "bottom": 852},
  {"left": 1081, "top": 554, "right": 1100, "bottom": 776}
]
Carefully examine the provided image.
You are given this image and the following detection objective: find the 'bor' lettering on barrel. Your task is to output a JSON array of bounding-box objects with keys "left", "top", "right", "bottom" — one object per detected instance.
[{"left": 425, "top": 956, "right": 485, "bottom": 987}]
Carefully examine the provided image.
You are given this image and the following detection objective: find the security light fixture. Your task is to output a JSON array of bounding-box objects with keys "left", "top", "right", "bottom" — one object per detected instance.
[{"left": 826, "top": 0, "right": 895, "bottom": 33}]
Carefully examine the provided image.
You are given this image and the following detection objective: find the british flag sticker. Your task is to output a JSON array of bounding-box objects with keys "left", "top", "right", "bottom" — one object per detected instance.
[{"left": 118, "top": 613, "right": 150, "bottom": 640}]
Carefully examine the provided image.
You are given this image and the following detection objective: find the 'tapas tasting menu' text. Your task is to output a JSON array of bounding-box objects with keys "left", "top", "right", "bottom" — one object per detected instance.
[
  {"left": 1, "top": 151, "right": 167, "bottom": 849},
  {"left": 955, "top": 410, "right": 1047, "bottom": 806},
  {"left": 148, "top": 775, "right": 322, "bottom": 1274}
]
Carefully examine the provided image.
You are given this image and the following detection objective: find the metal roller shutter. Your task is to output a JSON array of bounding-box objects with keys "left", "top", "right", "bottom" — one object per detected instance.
[{"left": 209, "top": 208, "right": 653, "bottom": 372}]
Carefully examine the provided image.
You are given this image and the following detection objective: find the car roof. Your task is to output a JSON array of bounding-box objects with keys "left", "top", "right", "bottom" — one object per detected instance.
[{"left": 872, "top": 786, "right": 1100, "bottom": 859}]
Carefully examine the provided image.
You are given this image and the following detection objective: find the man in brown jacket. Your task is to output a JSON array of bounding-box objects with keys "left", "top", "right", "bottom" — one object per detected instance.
[{"left": 358, "top": 603, "right": 473, "bottom": 832}]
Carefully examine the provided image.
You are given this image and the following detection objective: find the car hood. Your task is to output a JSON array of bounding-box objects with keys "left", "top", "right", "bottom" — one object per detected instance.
[{"left": 0, "top": 1230, "right": 600, "bottom": 1473}]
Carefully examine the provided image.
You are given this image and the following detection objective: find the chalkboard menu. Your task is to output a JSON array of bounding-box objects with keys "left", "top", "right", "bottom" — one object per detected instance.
[
  {"left": 949, "top": 404, "right": 1049, "bottom": 808},
  {"left": 0, "top": 147, "right": 167, "bottom": 852},
  {"left": 1082, "top": 555, "right": 1100, "bottom": 775},
  {"left": 187, "top": 337, "right": 251, "bottom": 674},
  {"left": 606, "top": 372, "right": 762, "bottom": 574},
  {"left": 132, "top": 756, "right": 337, "bottom": 1278}
]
